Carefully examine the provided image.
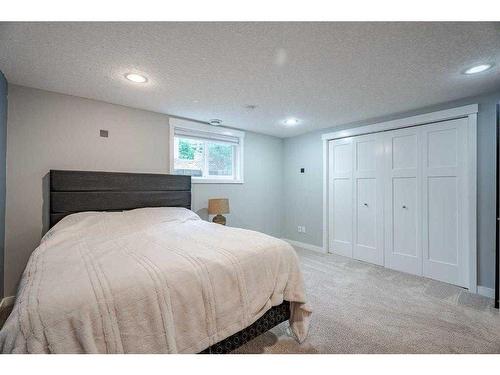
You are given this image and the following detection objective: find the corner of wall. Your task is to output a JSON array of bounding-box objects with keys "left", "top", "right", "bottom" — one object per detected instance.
[
  {"left": 279, "top": 136, "right": 286, "bottom": 239},
  {"left": 0, "top": 70, "right": 7, "bottom": 298}
]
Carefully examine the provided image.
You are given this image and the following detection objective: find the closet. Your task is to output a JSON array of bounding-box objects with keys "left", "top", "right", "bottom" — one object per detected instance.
[{"left": 328, "top": 116, "right": 471, "bottom": 288}]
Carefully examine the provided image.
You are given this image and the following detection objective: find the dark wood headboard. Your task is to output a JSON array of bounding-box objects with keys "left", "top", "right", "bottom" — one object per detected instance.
[{"left": 49, "top": 170, "right": 191, "bottom": 228}]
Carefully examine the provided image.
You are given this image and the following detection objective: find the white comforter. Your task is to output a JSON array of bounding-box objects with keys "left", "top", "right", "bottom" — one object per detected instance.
[{"left": 0, "top": 207, "right": 311, "bottom": 353}]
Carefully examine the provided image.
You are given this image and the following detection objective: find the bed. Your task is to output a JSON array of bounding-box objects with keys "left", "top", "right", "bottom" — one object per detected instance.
[{"left": 0, "top": 170, "right": 311, "bottom": 354}]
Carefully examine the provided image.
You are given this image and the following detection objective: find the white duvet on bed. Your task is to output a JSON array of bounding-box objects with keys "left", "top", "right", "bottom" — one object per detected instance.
[{"left": 0, "top": 207, "right": 311, "bottom": 353}]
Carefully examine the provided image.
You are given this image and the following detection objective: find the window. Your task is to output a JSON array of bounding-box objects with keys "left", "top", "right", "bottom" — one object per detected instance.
[{"left": 170, "top": 119, "right": 244, "bottom": 183}]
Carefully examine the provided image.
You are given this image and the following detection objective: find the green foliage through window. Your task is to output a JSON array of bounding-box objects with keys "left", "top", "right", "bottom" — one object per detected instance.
[
  {"left": 174, "top": 136, "right": 238, "bottom": 179},
  {"left": 178, "top": 139, "right": 196, "bottom": 160},
  {"left": 208, "top": 143, "right": 233, "bottom": 176}
]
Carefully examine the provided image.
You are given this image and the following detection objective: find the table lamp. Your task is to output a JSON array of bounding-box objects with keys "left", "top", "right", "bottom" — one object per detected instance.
[{"left": 208, "top": 198, "right": 230, "bottom": 225}]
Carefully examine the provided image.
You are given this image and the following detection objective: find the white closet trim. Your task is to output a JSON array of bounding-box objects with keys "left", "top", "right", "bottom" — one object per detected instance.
[
  {"left": 322, "top": 104, "right": 478, "bottom": 293},
  {"left": 321, "top": 104, "right": 478, "bottom": 141}
]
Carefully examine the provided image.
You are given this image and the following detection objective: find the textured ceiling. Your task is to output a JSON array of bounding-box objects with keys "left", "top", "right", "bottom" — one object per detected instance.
[{"left": 0, "top": 22, "right": 499, "bottom": 138}]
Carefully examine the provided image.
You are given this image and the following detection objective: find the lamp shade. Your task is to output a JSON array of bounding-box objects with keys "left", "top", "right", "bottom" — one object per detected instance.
[{"left": 208, "top": 198, "right": 230, "bottom": 215}]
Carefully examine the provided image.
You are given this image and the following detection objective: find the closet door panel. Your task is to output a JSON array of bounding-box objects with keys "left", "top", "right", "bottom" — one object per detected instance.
[
  {"left": 333, "top": 179, "right": 352, "bottom": 244},
  {"left": 392, "top": 177, "right": 418, "bottom": 257},
  {"left": 357, "top": 140, "right": 377, "bottom": 171},
  {"left": 427, "top": 128, "right": 457, "bottom": 167},
  {"left": 384, "top": 128, "right": 421, "bottom": 275},
  {"left": 427, "top": 177, "right": 458, "bottom": 264},
  {"left": 422, "top": 118, "right": 467, "bottom": 287},
  {"left": 356, "top": 178, "right": 377, "bottom": 248},
  {"left": 334, "top": 141, "right": 352, "bottom": 173},
  {"left": 353, "top": 134, "right": 384, "bottom": 266},
  {"left": 392, "top": 134, "right": 417, "bottom": 170},
  {"left": 329, "top": 139, "right": 353, "bottom": 257}
]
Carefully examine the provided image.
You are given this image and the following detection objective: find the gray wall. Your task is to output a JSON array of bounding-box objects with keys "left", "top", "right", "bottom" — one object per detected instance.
[
  {"left": 192, "top": 131, "right": 283, "bottom": 238},
  {"left": 283, "top": 89, "right": 500, "bottom": 289},
  {"left": 4, "top": 83, "right": 498, "bottom": 294},
  {"left": 4, "top": 85, "right": 283, "bottom": 296},
  {"left": 0, "top": 72, "right": 7, "bottom": 298}
]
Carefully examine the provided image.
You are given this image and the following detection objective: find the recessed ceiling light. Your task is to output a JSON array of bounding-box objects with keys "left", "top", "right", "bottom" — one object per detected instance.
[
  {"left": 209, "top": 119, "right": 222, "bottom": 126},
  {"left": 125, "top": 73, "right": 148, "bottom": 83},
  {"left": 463, "top": 64, "right": 493, "bottom": 75},
  {"left": 283, "top": 118, "right": 299, "bottom": 126}
]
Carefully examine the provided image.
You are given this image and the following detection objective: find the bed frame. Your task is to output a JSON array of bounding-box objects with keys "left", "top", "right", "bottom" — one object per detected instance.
[{"left": 49, "top": 170, "right": 290, "bottom": 353}]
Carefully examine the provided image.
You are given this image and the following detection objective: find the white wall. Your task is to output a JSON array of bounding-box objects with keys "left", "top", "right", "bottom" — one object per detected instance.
[{"left": 4, "top": 85, "right": 284, "bottom": 296}]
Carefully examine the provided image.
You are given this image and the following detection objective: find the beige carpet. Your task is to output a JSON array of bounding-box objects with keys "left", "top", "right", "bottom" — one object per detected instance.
[{"left": 234, "top": 247, "right": 500, "bottom": 354}]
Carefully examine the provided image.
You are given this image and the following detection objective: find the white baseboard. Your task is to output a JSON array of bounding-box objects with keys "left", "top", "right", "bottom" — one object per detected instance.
[
  {"left": 0, "top": 296, "right": 15, "bottom": 311},
  {"left": 281, "top": 238, "right": 326, "bottom": 254},
  {"left": 477, "top": 286, "right": 495, "bottom": 298}
]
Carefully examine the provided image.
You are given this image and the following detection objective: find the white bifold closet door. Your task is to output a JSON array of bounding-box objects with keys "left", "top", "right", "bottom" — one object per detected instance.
[
  {"left": 329, "top": 117, "right": 469, "bottom": 288},
  {"left": 329, "top": 138, "right": 353, "bottom": 258},
  {"left": 352, "top": 134, "right": 384, "bottom": 266},
  {"left": 329, "top": 134, "right": 384, "bottom": 266},
  {"left": 421, "top": 118, "right": 468, "bottom": 287},
  {"left": 383, "top": 127, "right": 422, "bottom": 276}
]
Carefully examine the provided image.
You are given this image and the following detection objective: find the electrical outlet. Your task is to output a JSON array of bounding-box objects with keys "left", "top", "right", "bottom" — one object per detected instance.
[
  {"left": 302, "top": 226, "right": 306, "bottom": 233},
  {"left": 297, "top": 226, "right": 302, "bottom": 233}
]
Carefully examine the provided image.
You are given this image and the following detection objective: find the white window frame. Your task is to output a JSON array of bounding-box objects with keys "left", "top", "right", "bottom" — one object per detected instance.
[{"left": 169, "top": 118, "right": 245, "bottom": 184}]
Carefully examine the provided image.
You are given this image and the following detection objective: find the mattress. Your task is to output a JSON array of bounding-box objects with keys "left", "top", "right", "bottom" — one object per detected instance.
[{"left": 0, "top": 207, "right": 311, "bottom": 353}]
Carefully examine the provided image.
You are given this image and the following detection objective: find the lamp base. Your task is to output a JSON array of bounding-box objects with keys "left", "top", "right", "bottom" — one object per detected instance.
[{"left": 212, "top": 214, "right": 226, "bottom": 225}]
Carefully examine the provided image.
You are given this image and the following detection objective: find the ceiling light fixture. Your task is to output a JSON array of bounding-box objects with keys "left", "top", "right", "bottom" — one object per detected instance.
[
  {"left": 463, "top": 64, "right": 493, "bottom": 75},
  {"left": 125, "top": 73, "right": 148, "bottom": 83},
  {"left": 283, "top": 118, "right": 299, "bottom": 126},
  {"left": 209, "top": 119, "right": 222, "bottom": 126}
]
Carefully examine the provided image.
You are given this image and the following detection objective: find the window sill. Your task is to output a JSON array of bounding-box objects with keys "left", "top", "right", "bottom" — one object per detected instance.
[{"left": 191, "top": 178, "right": 244, "bottom": 184}]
